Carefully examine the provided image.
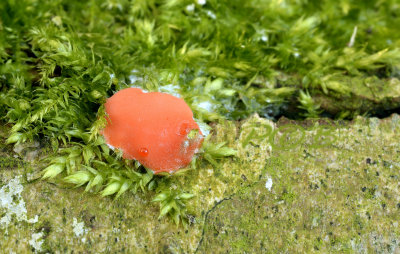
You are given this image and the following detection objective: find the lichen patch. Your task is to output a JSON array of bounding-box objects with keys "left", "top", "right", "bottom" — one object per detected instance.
[
  {"left": 72, "top": 217, "right": 88, "bottom": 242},
  {"left": 0, "top": 176, "right": 38, "bottom": 231},
  {"left": 29, "top": 232, "right": 44, "bottom": 252}
]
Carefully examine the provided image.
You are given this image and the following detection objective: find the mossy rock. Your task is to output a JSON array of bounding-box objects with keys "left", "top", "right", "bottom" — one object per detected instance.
[
  {"left": 1, "top": 114, "right": 400, "bottom": 253},
  {"left": 314, "top": 76, "right": 400, "bottom": 117}
]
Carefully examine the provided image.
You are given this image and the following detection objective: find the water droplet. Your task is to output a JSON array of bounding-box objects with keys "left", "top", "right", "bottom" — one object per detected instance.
[
  {"left": 179, "top": 122, "right": 190, "bottom": 136},
  {"left": 138, "top": 147, "right": 148, "bottom": 157}
]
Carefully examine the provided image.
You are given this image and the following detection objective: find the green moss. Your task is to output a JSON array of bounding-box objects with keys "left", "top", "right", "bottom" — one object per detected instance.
[{"left": 0, "top": 157, "right": 25, "bottom": 169}]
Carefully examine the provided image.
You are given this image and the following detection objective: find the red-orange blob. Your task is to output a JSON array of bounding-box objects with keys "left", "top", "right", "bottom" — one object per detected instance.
[
  {"left": 138, "top": 147, "right": 148, "bottom": 157},
  {"left": 102, "top": 88, "right": 203, "bottom": 174},
  {"left": 179, "top": 121, "right": 191, "bottom": 136}
]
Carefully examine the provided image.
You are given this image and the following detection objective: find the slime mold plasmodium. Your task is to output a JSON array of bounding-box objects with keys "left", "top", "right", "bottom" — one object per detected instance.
[{"left": 102, "top": 88, "right": 203, "bottom": 174}]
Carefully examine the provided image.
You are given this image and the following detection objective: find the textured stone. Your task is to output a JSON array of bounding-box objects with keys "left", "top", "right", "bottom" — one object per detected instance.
[{"left": 1, "top": 114, "right": 400, "bottom": 253}]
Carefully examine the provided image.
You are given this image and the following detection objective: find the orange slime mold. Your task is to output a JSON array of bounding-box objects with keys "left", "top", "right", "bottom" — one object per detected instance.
[{"left": 102, "top": 88, "right": 203, "bottom": 174}]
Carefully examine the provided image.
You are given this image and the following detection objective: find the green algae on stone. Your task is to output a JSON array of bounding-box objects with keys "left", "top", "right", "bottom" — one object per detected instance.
[
  {"left": 314, "top": 76, "right": 400, "bottom": 117},
  {"left": 198, "top": 114, "right": 400, "bottom": 253},
  {"left": 237, "top": 114, "right": 274, "bottom": 164},
  {"left": 1, "top": 114, "right": 400, "bottom": 252},
  {"left": 0, "top": 117, "right": 273, "bottom": 253}
]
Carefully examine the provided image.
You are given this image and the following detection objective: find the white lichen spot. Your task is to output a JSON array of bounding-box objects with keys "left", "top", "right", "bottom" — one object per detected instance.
[
  {"left": 197, "top": 0, "right": 206, "bottom": 5},
  {"left": 311, "top": 217, "right": 319, "bottom": 228},
  {"left": 72, "top": 217, "right": 88, "bottom": 241},
  {"left": 0, "top": 177, "right": 27, "bottom": 228},
  {"left": 0, "top": 176, "right": 39, "bottom": 231},
  {"left": 265, "top": 177, "right": 273, "bottom": 191},
  {"left": 29, "top": 232, "right": 44, "bottom": 252},
  {"left": 27, "top": 215, "right": 39, "bottom": 224}
]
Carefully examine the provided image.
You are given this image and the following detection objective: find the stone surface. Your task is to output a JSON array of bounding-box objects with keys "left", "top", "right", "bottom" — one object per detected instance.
[
  {"left": 1, "top": 114, "right": 400, "bottom": 253},
  {"left": 314, "top": 77, "right": 400, "bottom": 117}
]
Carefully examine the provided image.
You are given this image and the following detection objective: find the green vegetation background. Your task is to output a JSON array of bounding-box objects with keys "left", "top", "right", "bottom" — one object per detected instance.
[{"left": 1, "top": 0, "right": 400, "bottom": 126}]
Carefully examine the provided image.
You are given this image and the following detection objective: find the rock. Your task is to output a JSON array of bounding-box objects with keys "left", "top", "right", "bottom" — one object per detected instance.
[
  {"left": 314, "top": 76, "right": 400, "bottom": 116},
  {"left": 12, "top": 141, "right": 41, "bottom": 162},
  {"left": 1, "top": 115, "right": 400, "bottom": 252}
]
